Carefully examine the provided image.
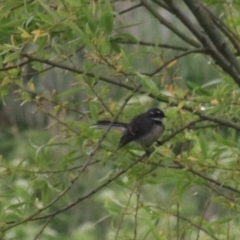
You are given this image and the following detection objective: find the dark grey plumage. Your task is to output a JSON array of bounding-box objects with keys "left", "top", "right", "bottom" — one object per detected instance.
[{"left": 92, "top": 108, "right": 166, "bottom": 149}]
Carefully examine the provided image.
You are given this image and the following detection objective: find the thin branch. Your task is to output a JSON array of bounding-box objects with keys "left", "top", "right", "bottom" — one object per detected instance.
[
  {"left": 176, "top": 203, "right": 180, "bottom": 240},
  {"left": 1, "top": 160, "right": 100, "bottom": 175},
  {"left": 161, "top": 118, "right": 204, "bottom": 143},
  {"left": 147, "top": 161, "right": 240, "bottom": 195},
  {"left": 0, "top": 58, "right": 32, "bottom": 72},
  {"left": 176, "top": 162, "right": 240, "bottom": 195},
  {"left": 88, "top": 84, "right": 114, "bottom": 117},
  {"left": 204, "top": 182, "right": 235, "bottom": 203},
  {"left": 95, "top": 46, "right": 136, "bottom": 86},
  {"left": 134, "top": 184, "right": 141, "bottom": 240},
  {"left": 140, "top": 0, "right": 201, "bottom": 48},
  {"left": 144, "top": 48, "right": 208, "bottom": 77},
  {"left": 11, "top": 0, "right": 33, "bottom": 11},
  {"left": 33, "top": 215, "right": 54, "bottom": 240},
  {"left": 227, "top": 220, "right": 230, "bottom": 240},
  {"left": 0, "top": 45, "right": 84, "bottom": 75},
  {"left": 114, "top": 181, "right": 139, "bottom": 240},
  {"left": 152, "top": 205, "right": 219, "bottom": 240},
  {"left": 37, "top": 107, "right": 79, "bottom": 134},
  {"left": 196, "top": 190, "right": 213, "bottom": 240},
  {"left": 117, "top": 3, "right": 142, "bottom": 15},
  {"left": 190, "top": 169, "right": 240, "bottom": 194},
  {"left": 189, "top": 124, "right": 219, "bottom": 129},
  {"left": 198, "top": 164, "right": 240, "bottom": 173},
  {"left": 11, "top": 81, "right": 86, "bottom": 116},
  {"left": 120, "top": 40, "right": 190, "bottom": 51}
]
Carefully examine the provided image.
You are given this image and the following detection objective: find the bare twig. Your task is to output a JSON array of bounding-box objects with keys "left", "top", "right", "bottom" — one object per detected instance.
[
  {"left": 114, "top": 181, "right": 139, "bottom": 240},
  {"left": 176, "top": 203, "right": 180, "bottom": 240},
  {"left": 37, "top": 107, "right": 79, "bottom": 134},
  {"left": 147, "top": 160, "right": 240, "bottom": 195},
  {"left": 196, "top": 190, "right": 213, "bottom": 240},
  {"left": 33, "top": 215, "right": 54, "bottom": 240},
  {"left": 1, "top": 160, "right": 100, "bottom": 175},
  {"left": 88, "top": 84, "right": 114, "bottom": 117},
  {"left": 117, "top": 3, "right": 142, "bottom": 15},
  {"left": 0, "top": 58, "right": 32, "bottom": 71},
  {"left": 162, "top": 118, "right": 203, "bottom": 143},
  {"left": 171, "top": 161, "right": 240, "bottom": 195},
  {"left": 134, "top": 184, "right": 141, "bottom": 240}
]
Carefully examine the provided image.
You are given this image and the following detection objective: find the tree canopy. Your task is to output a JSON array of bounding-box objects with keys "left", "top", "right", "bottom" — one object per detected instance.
[{"left": 1, "top": 0, "right": 240, "bottom": 239}]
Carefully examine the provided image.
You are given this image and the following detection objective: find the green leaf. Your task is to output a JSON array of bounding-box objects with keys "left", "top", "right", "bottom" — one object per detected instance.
[
  {"left": 215, "top": 134, "right": 239, "bottom": 148},
  {"left": 138, "top": 73, "right": 159, "bottom": 94},
  {"left": 101, "top": 12, "right": 113, "bottom": 35},
  {"left": 38, "top": 0, "right": 60, "bottom": 21},
  {"left": 0, "top": 56, "right": 2, "bottom": 68},
  {"left": 101, "top": 0, "right": 113, "bottom": 34},
  {"left": 3, "top": 212, "right": 22, "bottom": 222},
  {"left": 89, "top": 103, "right": 99, "bottom": 121},
  {"left": 199, "top": 134, "right": 208, "bottom": 159},
  {"left": 42, "top": 182, "right": 49, "bottom": 206},
  {"left": 104, "top": 198, "right": 123, "bottom": 214},
  {"left": 57, "top": 87, "right": 82, "bottom": 98},
  {"left": 109, "top": 38, "right": 121, "bottom": 53},
  {"left": 3, "top": 51, "right": 19, "bottom": 64},
  {"left": 201, "top": 78, "right": 223, "bottom": 88},
  {"left": 112, "top": 33, "right": 138, "bottom": 43},
  {"left": 6, "top": 202, "right": 26, "bottom": 210}
]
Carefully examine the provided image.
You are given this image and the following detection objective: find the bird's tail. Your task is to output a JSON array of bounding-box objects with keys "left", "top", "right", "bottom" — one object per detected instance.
[{"left": 91, "top": 120, "right": 127, "bottom": 131}]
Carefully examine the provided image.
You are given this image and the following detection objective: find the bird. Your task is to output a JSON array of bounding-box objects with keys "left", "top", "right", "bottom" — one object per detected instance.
[{"left": 92, "top": 108, "right": 166, "bottom": 150}]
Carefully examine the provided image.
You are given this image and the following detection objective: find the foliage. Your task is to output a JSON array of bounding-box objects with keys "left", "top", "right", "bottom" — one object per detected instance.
[{"left": 1, "top": 0, "right": 240, "bottom": 239}]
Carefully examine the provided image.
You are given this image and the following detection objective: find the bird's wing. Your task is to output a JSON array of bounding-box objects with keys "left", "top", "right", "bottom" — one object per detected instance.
[{"left": 118, "top": 114, "right": 148, "bottom": 148}]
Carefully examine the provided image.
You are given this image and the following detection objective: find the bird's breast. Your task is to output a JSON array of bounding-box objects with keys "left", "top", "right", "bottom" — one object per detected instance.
[{"left": 136, "top": 124, "right": 164, "bottom": 147}]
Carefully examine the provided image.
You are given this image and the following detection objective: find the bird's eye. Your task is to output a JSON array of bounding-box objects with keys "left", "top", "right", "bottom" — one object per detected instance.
[{"left": 150, "top": 111, "right": 154, "bottom": 115}]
